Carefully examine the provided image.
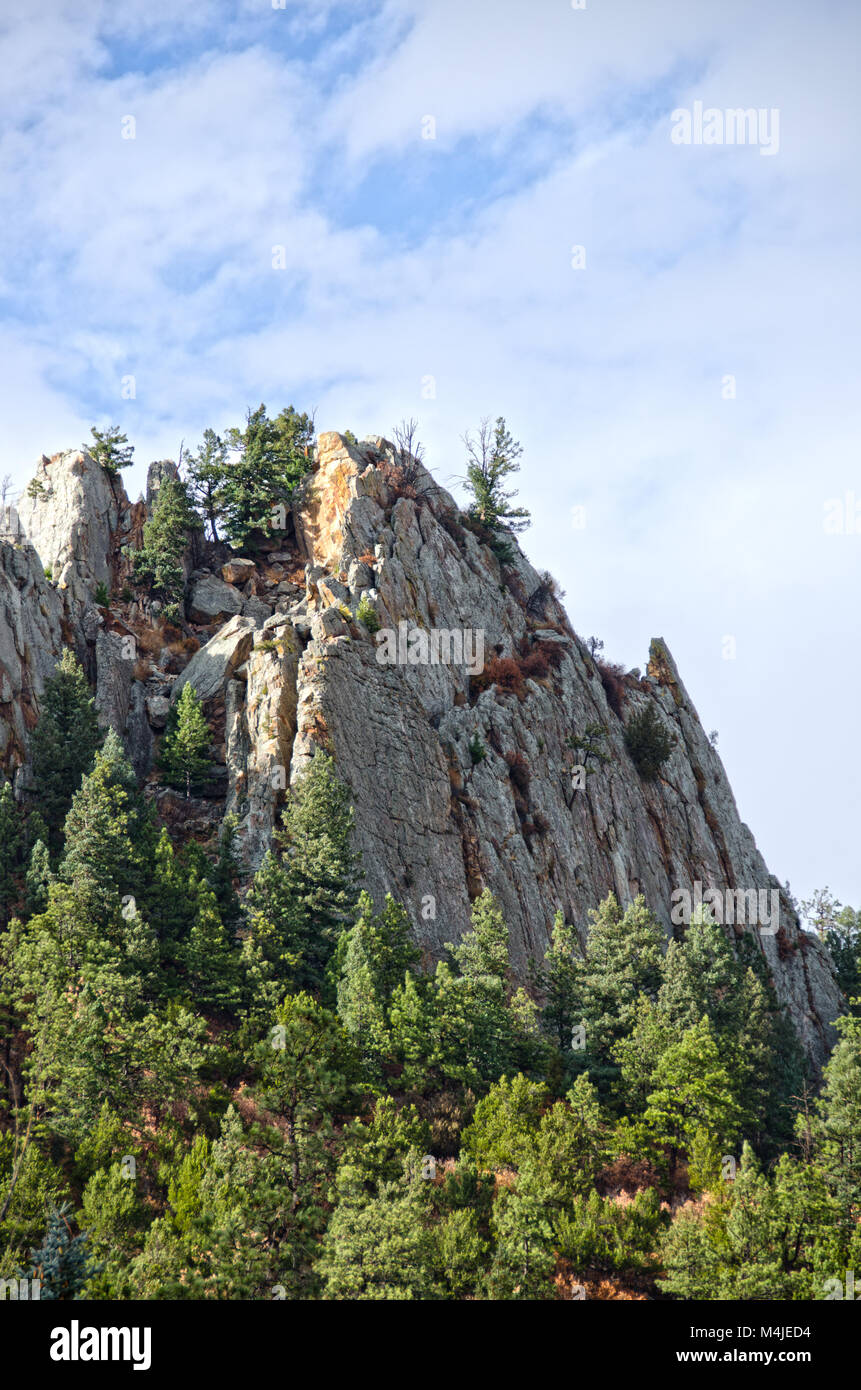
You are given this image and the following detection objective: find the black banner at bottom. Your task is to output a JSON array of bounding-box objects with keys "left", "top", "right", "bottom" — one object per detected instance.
[{"left": 3, "top": 1297, "right": 856, "bottom": 1379}]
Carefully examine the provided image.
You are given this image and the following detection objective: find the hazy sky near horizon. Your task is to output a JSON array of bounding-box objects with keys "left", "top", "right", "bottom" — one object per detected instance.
[{"left": 0, "top": 0, "right": 858, "bottom": 910}]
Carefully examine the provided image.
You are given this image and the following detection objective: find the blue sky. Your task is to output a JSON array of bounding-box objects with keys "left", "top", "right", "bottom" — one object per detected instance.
[{"left": 1, "top": 0, "right": 859, "bottom": 911}]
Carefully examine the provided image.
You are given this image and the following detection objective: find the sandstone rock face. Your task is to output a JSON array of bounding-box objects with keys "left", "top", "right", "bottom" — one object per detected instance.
[
  {"left": 0, "top": 539, "right": 64, "bottom": 773},
  {"left": 187, "top": 574, "right": 244, "bottom": 625}
]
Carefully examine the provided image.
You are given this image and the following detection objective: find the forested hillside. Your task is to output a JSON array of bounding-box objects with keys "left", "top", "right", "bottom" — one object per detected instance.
[{"left": 0, "top": 420, "right": 858, "bottom": 1301}]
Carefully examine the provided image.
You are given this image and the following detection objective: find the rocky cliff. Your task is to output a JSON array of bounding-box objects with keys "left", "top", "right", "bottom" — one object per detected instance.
[{"left": 2, "top": 435, "right": 842, "bottom": 1064}]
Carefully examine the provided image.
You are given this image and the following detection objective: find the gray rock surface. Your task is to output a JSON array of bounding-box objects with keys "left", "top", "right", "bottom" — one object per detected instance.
[
  {"left": 16, "top": 449, "right": 129, "bottom": 627},
  {"left": 0, "top": 538, "right": 64, "bottom": 772},
  {"left": 187, "top": 574, "right": 244, "bottom": 625},
  {"left": 279, "top": 432, "right": 843, "bottom": 1063},
  {"left": 94, "top": 627, "right": 135, "bottom": 734},
  {"left": 171, "top": 615, "right": 258, "bottom": 703}
]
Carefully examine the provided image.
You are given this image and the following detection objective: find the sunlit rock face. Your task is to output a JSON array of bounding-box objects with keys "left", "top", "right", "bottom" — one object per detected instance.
[{"left": 10, "top": 432, "right": 843, "bottom": 1065}]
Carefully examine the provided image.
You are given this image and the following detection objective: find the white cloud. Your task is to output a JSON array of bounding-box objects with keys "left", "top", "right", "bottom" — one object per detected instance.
[{"left": 0, "top": 0, "right": 859, "bottom": 904}]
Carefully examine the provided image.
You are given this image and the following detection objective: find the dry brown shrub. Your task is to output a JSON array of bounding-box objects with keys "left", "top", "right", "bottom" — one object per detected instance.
[
  {"left": 167, "top": 634, "right": 200, "bottom": 657},
  {"left": 133, "top": 625, "right": 164, "bottom": 656},
  {"left": 519, "top": 643, "right": 563, "bottom": 680},
  {"left": 596, "top": 658, "right": 628, "bottom": 717},
  {"left": 504, "top": 749, "right": 531, "bottom": 796},
  {"left": 471, "top": 656, "right": 525, "bottom": 700},
  {"left": 596, "top": 1155, "right": 663, "bottom": 1197}
]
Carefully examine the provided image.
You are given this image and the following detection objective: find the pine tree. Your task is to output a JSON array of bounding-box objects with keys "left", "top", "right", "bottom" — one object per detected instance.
[
  {"left": 244, "top": 753, "right": 361, "bottom": 1001},
  {"left": 21, "top": 1203, "right": 98, "bottom": 1299},
  {"left": 185, "top": 428, "right": 228, "bottom": 541},
  {"left": 30, "top": 649, "right": 102, "bottom": 846},
  {"left": 613, "top": 994, "right": 674, "bottom": 1114},
  {"left": 540, "top": 910, "right": 581, "bottom": 1051},
  {"left": 660, "top": 911, "right": 803, "bottom": 1151},
  {"left": 531, "top": 1074, "right": 609, "bottom": 1203},
  {"left": 209, "top": 814, "right": 243, "bottom": 932},
  {"left": 23, "top": 839, "right": 52, "bottom": 917},
  {"left": 442, "top": 890, "right": 521, "bottom": 1085},
  {"left": 658, "top": 909, "right": 746, "bottom": 1035},
  {"left": 623, "top": 703, "right": 676, "bottom": 780},
  {"left": 811, "top": 1011, "right": 861, "bottom": 1208},
  {"left": 148, "top": 826, "right": 200, "bottom": 955},
  {"left": 387, "top": 890, "right": 538, "bottom": 1094},
  {"left": 25, "top": 809, "right": 50, "bottom": 855},
  {"left": 87, "top": 426, "right": 133, "bottom": 476},
  {"left": 60, "top": 728, "right": 156, "bottom": 918},
  {"left": 221, "top": 404, "right": 314, "bottom": 545},
  {"left": 180, "top": 875, "right": 241, "bottom": 1013},
  {"left": 463, "top": 1074, "right": 547, "bottom": 1171},
  {"left": 166, "top": 1134, "right": 210, "bottom": 1235},
  {"left": 158, "top": 684, "right": 213, "bottom": 799},
  {"left": 463, "top": 415, "right": 530, "bottom": 534},
  {"left": 335, "top": 891, "right": 419, "bottom": 1063},
  {"left": 333, "top": 1097, "right": 430, "bottom": 1206},
  {"left": 133, "top": 476, "right": 201, "bottom": 622},
  {"left": 659, "top": 1142, "right": 844, "bottom": 1300},
  {"left": 485, "top": 1177, "right": 556, "bottom": 1300},
  {"left": 0, "top": 782, "right": 23, "bottom": 927},
  {"left": 180, "top": 998, "right": 350, "bottom": 1298},
  {"left": 316, "top": 1181, "right": 438, "bottom": 1300},
  {"left": 643, "top": 1016, "right": 743, "bottom": 1169},
  {"left": 824, "top": 905, "right": 861, "bottom": 1006},
  {"left": 577, "top": 893, "right": 665, "bottom": 1094}
]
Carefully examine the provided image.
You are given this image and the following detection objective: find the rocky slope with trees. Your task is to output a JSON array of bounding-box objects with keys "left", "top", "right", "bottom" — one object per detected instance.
[
  {"left": 2, "top": 421, "right": 842, "bottom": 1064},
  {"left": 0, "top": 410, "right": 857, "bottom": 1302}
]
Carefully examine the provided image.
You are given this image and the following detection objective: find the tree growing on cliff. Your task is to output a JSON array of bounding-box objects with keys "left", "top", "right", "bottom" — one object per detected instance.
[
  {"left": 30, "top": 650, "right": 102, "bottom": 848},
  {"left": 185, "top": 429, "right": 228, "bottom": 542},
  {"left": 133, "top": 476, "right": 201, "bottom": 622},
  {"left": 463, "top": 416, "right": 530, "bottom": 535},
  {"left": 623, "top": 703, "right": 676, "bottom": 781},
  {"left": 158, "top": 685, "right": 213, "bottom": 800},
  {"left": 220, "top": 404, "right": 315, "bottom": 545},
  {"left": 87, "top": 426, "right": 133, "bottom": 476}
]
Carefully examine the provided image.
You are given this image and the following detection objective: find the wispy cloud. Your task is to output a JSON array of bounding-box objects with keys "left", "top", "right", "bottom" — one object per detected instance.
[{"left": 1, "top": 0, "right": 859, "bottom": 905}]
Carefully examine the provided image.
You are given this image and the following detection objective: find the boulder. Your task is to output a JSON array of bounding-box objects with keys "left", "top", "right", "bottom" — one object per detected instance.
[
  {"left": 221, "top": 557, "right": 257, "bottom": 585},
  {"left": 145, "top": 694, "right": 171, "bottom": 729},
  {"left": 242, "top": 596, "right": 273, "bottom": 624},
  {"left": 171, "top": 615, "right": 257, "bottom": 704},
  {"left": 187, "top": 574, "right": 243, "bottom": 624}
]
